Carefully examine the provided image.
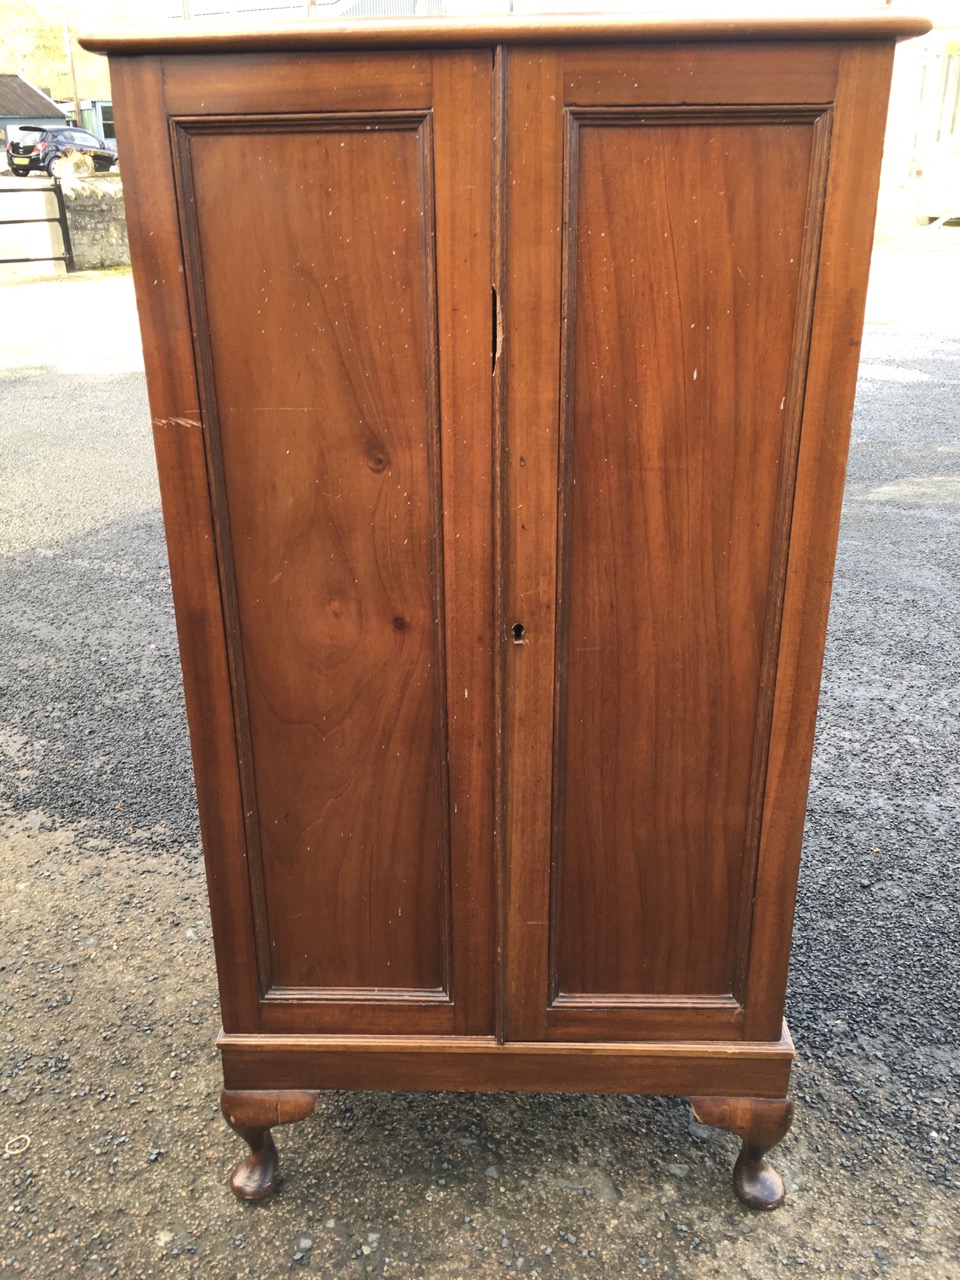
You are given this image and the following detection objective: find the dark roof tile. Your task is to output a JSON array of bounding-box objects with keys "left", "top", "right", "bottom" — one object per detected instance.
[{"left": 0, "top": 74, "right": 67, "bottom": 119}]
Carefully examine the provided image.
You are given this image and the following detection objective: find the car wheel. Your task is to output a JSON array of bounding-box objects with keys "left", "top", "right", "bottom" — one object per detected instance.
[{"left": 45, "top": 158, "right": 58, "bottom": 177}]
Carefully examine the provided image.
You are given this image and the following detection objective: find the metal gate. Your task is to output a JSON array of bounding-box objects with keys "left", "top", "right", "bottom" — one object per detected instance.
[{"left": 0, "top": 177, "right": 74, "bottom": 270}]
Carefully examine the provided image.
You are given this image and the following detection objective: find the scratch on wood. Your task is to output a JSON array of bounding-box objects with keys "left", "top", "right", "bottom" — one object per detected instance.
[{"left": 153, "top": 414, "right": 201, "bottom": 430}]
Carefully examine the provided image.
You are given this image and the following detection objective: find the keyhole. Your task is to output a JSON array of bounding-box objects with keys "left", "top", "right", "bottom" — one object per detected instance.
[{"left": 512, "top": 622, "right": 525, "bottom": 644}]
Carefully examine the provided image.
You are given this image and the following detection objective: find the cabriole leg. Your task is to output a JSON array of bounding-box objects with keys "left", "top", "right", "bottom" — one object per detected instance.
[
  {"left": 220, "top": 1088, "right": 319, "bottom": 1200},
  {"left": 689, "top": 1095, "right": 794, "bottom": 1210}
]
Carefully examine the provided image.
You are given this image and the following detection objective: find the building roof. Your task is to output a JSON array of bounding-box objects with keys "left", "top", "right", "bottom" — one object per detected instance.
[{"left": 0, "top": 74, "right": 67, "bottom": 120}]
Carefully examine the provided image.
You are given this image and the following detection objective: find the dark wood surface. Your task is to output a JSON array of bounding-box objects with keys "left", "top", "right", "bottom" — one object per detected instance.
[
  {"left": 161, "top": 51, "right": 434, "bottom": 117},
  {"left": 103, "top": 27, "right": 910, "bottom": 1192},
  {"left": 741, "top": 42, "right": 898, "bottom": 1041},
  {"left": 221, "top": 1088, "right": 319, "bottom": 1199},
  {"left": 108, "top": 57, "right": 264, "bottom": 1031},
  {"left": 183, "top": 53, "right": 495, "bottom": 1034},
  {"left": 498, "top": 41, "right": 867, "bottom": 1045},
  {"left": 501, "top": 46, "right": 566, "bottom": 1045},
  {"left": 691, "top": 1094, "right": 795, "bottom": 1209},
  {"left": 80, "top": 11, "right": 930, "bottom": 56},
  {"left": 430, "top": 51, "right": 499, "bottom": 1037},
  {"left": 117, "top": 49, "right": 497, "bottom": 1037},
  {"left": 562, "top": 42, "right": 841, "bottom": 105},
  {"left": 554, "top": 107, "right": 824, "bottom": 1001},
  {"left": 183, "top": 117, "right": 451, "bottom": 997},
  {"left": 219, "top": 1027, "right": 794, "bottom": 1097}
]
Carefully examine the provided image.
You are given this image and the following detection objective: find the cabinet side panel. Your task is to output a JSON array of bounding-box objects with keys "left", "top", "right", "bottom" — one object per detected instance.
[
  {"left": 555, "top": 113, "right": 820, "bottom": 998},
  {"left": 109, "top": 57, "right": 263, "bottom": 1030},
  {"left": 743, "top": 44, "right": 897, "bottom": 1039},
  {"left": 184, "top": 121, "right": 450, "bottom": 995}
]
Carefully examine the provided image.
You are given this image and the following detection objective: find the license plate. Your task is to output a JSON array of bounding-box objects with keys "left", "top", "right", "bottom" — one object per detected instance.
[{"left": 12, "top": 158, "right": 29, "bottom": 167}]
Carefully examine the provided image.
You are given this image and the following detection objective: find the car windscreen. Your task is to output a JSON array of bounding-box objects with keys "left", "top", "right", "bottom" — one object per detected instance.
[{"left": 56, "top": 131, "right": 101, "bottom": 146}]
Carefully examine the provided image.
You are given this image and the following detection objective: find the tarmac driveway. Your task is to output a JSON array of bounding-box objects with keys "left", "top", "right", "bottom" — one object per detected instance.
[{"left": 0, "top": 253, "right": 958, "bottom": 1278}]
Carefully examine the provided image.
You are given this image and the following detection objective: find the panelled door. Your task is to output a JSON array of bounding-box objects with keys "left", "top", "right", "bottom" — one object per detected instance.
[
  {"left": 125, "top": 49, "right": 498, "bottom": 1037},
  {"left": 123, "top": 37, "right": 889, "bottom": 1049},
  {"left": 501, "top": 40, "right": 888, "bottom": 1044}
]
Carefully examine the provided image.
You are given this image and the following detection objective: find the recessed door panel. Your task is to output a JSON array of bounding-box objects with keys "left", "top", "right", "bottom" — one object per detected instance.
[
  {"left": 554, "top": 112, "right": 823, "bottom": 1000},
  {"left": 171, "top": 50, "right": 497, "bottom": 1035},
  {"left": 187, "top": 120, "right": 448, "bottom": 996},
  {"left": 502, "top": 43, "right": 838, "bottom": 1043}
]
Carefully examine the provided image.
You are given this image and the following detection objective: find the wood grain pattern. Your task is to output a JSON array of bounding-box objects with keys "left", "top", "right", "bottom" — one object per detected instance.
[
  {"left": 492, "top": 44, "right": 507, "bottom": 1045},
  {"left": 181, "top": 115, "right": 450, "bottom": 997},
  {"left": 161, "top": 51, "right": 433, "bottom": 116},
  {"left": 691, "top": 1093, "right": 795, "bottom": 1149},
  {"left": 501, "top": 43, "right": 846, "bottom": 1045},
  {"left": 430, "top": 51, "right": 498, "bottom": 1035},
  {"left": 106, "top": 27, "right": 913, "bottom": 1152},
  {"left": 79, "top": 12, "right": 931, "bottom": 57},
  {"left": 220, "top": 1088, "right": 319, "bottom": 1199},
  {"left": 109, "top": 57, "right": 263, "bottom": 1031},
  {"left": 155, "top": 50, "right": 498, "bottom": 1036},
  {"left": 501, "top": 48, "right": 566, "bottom": 1043},
  {"left": 742, "top": 42, "right": 898, "bottom": 1041},
  {"left": 542, "top": 1000, "right": 744, "bottom": 1043},
  {"left": 554, "top": 109, "right": 825, "bottom": 1001},
  {"left": 691, "top": 1094, "right": 795, "bottom": 1210},
  {"left": 259, "top": 988, "right": 457, "bottom": 1037},
  {"left": 219, "top": 1025, "right": 794, "bottom": 1096},
  {"left": 563, "top": 43, "right": 839, "bottom": 107}
]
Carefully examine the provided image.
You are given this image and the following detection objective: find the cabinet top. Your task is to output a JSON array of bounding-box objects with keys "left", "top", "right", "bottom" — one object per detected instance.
[{"left": 79, "top": 11, "right": 931, "bottom": 56}]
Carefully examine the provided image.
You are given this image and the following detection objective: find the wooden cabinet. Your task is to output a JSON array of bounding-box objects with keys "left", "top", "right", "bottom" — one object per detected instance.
[{"left": 83, "top": 11, "right": 928, "bottom": 1208}]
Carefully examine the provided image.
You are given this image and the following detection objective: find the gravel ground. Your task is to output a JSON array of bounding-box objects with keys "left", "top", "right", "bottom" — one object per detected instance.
[{"left": 1, "top": 246, "right": 959, "bottom": 1278}]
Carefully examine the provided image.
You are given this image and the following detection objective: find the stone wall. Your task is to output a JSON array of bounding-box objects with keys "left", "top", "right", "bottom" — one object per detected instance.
[{"left": 62, "top": 174, "right": 129, "bottom": 271}]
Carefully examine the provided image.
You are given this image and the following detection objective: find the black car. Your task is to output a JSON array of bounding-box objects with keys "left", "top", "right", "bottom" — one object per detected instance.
[{"left": 6, "top": 125, "right": 118, "bottom": 177}]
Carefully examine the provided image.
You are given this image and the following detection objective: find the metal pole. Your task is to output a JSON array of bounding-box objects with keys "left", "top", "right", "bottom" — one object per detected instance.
[
  {"left": 52, "top": 178, "right": 75, "bottom": 272},
  {"left": 62, "top": 6, "right": 82, "bottom": 129}
]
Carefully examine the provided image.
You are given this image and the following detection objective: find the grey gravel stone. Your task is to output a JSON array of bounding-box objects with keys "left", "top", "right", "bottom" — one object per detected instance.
[{"left": 1, "top": 240, "right": 959, "bottom": 1278}]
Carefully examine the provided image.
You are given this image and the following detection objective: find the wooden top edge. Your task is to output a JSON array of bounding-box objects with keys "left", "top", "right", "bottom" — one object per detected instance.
[
  {"left": 216, "top": 1026, "right": 795, "bottom": 1056},
  {"left": 79, "top": 12, "right": 932, "bottom": 56}
]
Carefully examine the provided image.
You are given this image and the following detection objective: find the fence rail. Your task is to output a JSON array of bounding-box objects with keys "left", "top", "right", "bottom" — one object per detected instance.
[{"left": 0, "top": 178, "right": 74, "bottom": 270}]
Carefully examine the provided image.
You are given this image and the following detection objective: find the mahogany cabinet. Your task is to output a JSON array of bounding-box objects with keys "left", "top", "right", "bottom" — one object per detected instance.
[{"left": 82, "top": 11, "right": 928, "bottom": 1208}]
